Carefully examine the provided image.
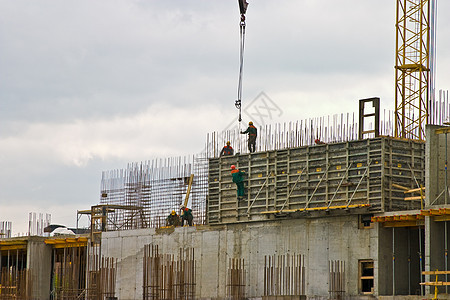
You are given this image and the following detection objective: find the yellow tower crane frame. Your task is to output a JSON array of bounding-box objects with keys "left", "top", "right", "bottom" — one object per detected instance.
[{"left": 395, "top": 0, "right": 431, "bottom": 140}]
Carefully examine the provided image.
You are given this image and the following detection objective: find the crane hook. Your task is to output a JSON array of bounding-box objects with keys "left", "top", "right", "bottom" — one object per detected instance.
[{"left": 236, "top": 0, "right": 248, "bottom": 124}]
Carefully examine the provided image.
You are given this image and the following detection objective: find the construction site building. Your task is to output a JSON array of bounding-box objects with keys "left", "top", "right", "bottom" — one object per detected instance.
[
  {"left": 3, "top": 124, "right": 450, "bottom": 299},
  {"left": 97, "top": 135, "right": 428, "bottom": 299}
]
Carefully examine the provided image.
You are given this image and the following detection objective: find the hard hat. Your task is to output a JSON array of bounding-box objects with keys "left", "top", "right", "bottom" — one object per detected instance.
[
  {"left": 249, "top": 121, "right": 253, "bottom": 125},
  {"left": 171, "top": 210, "right": 175, "bottom": 215},
  {"left": 231, "top": 165, "right": 236, "bottom": 170},
  {"left": 226, "top": 141, "right": 230, "bottom": 145}
]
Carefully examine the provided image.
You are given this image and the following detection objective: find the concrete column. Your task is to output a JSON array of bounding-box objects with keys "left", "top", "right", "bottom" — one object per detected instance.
[
  {"left": 425, "top": 125, "right": 448, "bottom": 207},
  {"left": 27, "top": 237, "right": 52, "bottom": 300},
  {"left": 425, "top": 125, "right": 450, "bottom": 295},
  {"left": 377, "top": 224, "right": 393, "bottom": 295}
]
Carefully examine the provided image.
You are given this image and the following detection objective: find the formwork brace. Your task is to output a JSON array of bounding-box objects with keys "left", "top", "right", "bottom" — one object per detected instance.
[
  {"left": 183, "top": 174, "right": 195, "bottom": 208},
  {"left": 430, "top": 189, "right": 446, "bottom": 206},
  {"left": 407, "top": 163, "right": 425, "bottom": 208},
  {"left": 327, "top": 162, "right": 353, "bottom": 209},
  {"left": 279, "top": 167, "right": 307, "bottom": 212},
  {"left": 346, "top": 161, "right": 371, "bottom": 208},
  {"left": 247, "top": 172, "right": 273, "bottom": 215},
  {"left": 304, "top": 164, "right": 330, "bottom": 209}
]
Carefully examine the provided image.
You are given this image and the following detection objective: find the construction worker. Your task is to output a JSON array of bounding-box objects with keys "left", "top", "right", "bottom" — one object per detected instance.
[
  {"left": 180, "top": 206, "right": 194, "bottom": 226},
  {"left": 220, "top": 141, "right": 234, "bottom": 157},
  {"left": 230, "top": 165, "right": 246, "bottom": 200},
  {"left": 241, "top": 121, "right": 257, "bottom": 153},
  {"left": 166, "top": 210, "right": 181, "bottom": 227},
  {"left": 314, "top": 138, "right": 326, "bottom": 145}
]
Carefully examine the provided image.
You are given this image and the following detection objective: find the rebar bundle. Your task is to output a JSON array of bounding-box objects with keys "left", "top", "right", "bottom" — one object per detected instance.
[
  {"left": 27, "top": 212, "right": 51, "bottom": 237},
  {"left": 226, "top": 258, "right": 246, "bottom": 300},
  {"left": 264, "top": 253, "right": 305, "bottom": 296},
  {"left": 0, "top": 222, "right": 12, "bottom": 239},
  {"left": 143, "top": 244, "right": 196, "bottom": 300},
  {"left": 207, "top": 91, "right": 449, "bottom": 157},
  {"left": 52, "top": 246, "right": 87, "bottom": 299},
  {"left": 86, "top": 253, "right": 117, "bottom": 300},
  {"left": 329, "top": 260, "right": 345, "bottom": 299},
  {"left": 49, "top": 244, "right": 116, "bottom": 300}
]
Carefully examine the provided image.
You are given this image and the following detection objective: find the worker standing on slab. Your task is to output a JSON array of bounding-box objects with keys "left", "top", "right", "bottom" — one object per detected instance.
[
  {"left": 220, "top": 141, "right": 234, "bottom": 157},
  {"left": 180, "top": 206, "right": 194, "bottom": 226},
  {"left": 241, "top": 121, "right": 257, "bottom": 153},
  {"left": 166, "top": 210, "right": 181, "bottom": 227},
  {"left": 231, "top": 165, "right": 246, "bottom": 200}
]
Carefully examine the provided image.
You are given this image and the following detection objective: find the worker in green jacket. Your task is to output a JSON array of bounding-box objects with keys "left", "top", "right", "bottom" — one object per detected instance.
[
  {"left": 241, "top": 121, "right": 257, "bottom": 153},
  {"left": 180, "top": 206, "right": 194, "bottom": 226},
  {"left": 166, "top": 210, "right": 181, "bottom": 227},
  {"left": 231, "top": 165, "right": 246, "bottom": 200}
]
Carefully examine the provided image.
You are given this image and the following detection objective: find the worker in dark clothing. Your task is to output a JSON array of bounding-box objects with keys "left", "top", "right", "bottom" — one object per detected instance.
[
  {"left": 231, "top": 165, "right": 246, "bottom": 200},
  {"left": 166, "top": 210, "right": 181, "bottom": 227},
  {"left": 220, "top": 141, "right": 234, "bottom": 157},
  {"left": 181, "top": 206, "right": 194, "bottom": 226},
  {"left": 241, "top": 121, "right": 257, "bottom": 153}
]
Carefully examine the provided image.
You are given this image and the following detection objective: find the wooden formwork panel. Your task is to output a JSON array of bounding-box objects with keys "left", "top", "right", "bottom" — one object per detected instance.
[{"left": 207, "top": 137, "right": 425, "bottom": 225}]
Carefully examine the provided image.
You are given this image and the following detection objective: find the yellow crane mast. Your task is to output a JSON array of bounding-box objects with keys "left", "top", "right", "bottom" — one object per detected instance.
[{"left": 395, "top": 0, "right": 433, "bottom": 140}]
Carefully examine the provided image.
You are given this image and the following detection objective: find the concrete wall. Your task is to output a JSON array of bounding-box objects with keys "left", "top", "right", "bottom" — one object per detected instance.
[
  {"left": 102, "top": 215, "right": 380, "bottom": 300},
  {"left": 376, "top": 226, "right": 422, "bottom": 296},
  {"left": 425, "top": 125, "right": 450, "bottom": 295},
  {"left": 425, "top": 125, "right": 450, "bottom": 206},
  {"left": 26, "top": 236, "right": 52, "bottom": 300}
]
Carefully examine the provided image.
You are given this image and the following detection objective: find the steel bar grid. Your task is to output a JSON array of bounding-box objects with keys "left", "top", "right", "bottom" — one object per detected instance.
[{"left": 99, "top": 155, "right": 208, "bottom": 230}]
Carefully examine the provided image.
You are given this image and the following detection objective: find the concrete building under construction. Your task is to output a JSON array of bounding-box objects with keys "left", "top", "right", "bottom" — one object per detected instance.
[
  {"left": 3, "top": 114, "right": 450, "bottom": 299},
  {"left": 2, "top": 0, "right": 450, "bottom": 298}
]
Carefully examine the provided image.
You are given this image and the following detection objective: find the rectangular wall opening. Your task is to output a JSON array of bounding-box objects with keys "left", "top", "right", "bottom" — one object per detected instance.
[{"left": 359, "top": 259, "right": 374, "bottom": 294}]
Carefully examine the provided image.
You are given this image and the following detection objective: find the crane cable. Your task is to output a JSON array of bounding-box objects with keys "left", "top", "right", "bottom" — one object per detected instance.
[{"left": 235, "top": 1, "right": 248, "bottom": 125}]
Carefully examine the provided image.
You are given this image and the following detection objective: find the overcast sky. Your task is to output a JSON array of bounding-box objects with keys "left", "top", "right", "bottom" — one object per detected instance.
[{"left": 1, "top": 1, "right": 449, "bottom": 235}]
